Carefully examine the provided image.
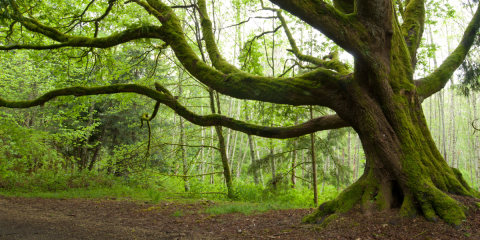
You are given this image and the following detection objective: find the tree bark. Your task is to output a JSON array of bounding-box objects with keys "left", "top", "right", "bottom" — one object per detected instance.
[{"left": 302, "top": 3, "right": 480, "bottom": 225}]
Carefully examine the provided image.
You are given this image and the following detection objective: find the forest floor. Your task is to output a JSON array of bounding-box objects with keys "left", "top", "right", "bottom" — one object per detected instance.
[{"left": 1, "top": 195, "right": 480, "bottom": 239}]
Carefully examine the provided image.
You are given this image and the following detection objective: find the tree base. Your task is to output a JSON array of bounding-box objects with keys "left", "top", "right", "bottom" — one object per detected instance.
[{"left": 303, "top": 168, "right": 480, "bottom": 228}]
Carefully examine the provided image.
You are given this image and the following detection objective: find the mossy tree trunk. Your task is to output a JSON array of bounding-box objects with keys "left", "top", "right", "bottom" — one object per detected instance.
[
  {"left": 303, "top": 58, "right": 479, "bottom": 225},
  {"left": 297, "top": 0, "right": 480, "bottom": 226}
]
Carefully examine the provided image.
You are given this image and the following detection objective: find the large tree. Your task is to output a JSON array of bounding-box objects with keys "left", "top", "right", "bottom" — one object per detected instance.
[{"left": 1, "top": 0, "right": 480, "bottom": 226}]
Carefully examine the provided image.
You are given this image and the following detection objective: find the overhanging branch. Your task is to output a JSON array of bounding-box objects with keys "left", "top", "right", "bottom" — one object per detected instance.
[
  {"left": 0, "top": 26, "right": 164, "bottom": 50},
  {"left": 146, "top": 0, "right": 345, "bottom": 106},
  {"left": 0, "top": 83, "right": 350, "bottom": 139}
]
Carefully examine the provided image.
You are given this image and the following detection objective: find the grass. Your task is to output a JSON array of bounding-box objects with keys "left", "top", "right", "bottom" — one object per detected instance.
[
  {"left": 172, "top": 210, "right": 185, "bottom": 217},
  {"left": 204, "top": 202, "right": 291, "bottom": 215},
  {"left": 0, "top": 185, "right": 152, "bottom": 200},
  {"left": 0, "top": 171, "right": 342, "bottom": 218}
]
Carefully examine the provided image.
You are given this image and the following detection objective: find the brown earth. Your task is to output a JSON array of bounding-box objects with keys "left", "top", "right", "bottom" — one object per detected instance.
[{"left": 0, "top": 195, "right": 480, "bottom": 239}]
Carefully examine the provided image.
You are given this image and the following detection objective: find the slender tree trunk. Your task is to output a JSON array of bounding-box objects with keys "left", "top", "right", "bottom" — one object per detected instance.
[
  {"left": 210, "top": 127, "right": 215, "bottom": 184},
  {"left": 473, "top": 93, "right": 479, "bottom": 187},
  {"left": 355, "top": 136, "right": 360, "bottom": 181},
  {"left": 79, "top": 101, "right": 96, "bottom": 171},
  {"left": 352, "top": 137, "right": 357, "bottom": 181},
  {"left": 178, "top": 70, "right": 190, "bottom": 192},
  {"left": 347, "top": 131, "right": 351, "bottom": 183},
  {"left": 321, "top": 155, "right": 327, "bottom": 193},
  {"left": 310, "top": 106, "right": 318, "bottom": 206},
  {"left": 451, "top": 85, "right": 456, "bottom": 168},
  {"left": 270, "top": 144, "right": 276, "bottom": 190},
  {"left": 210, "top": 90, "right": 233, "bottom": 198},
  {"left": 302, "top": 149, "right": 305, "bottom": 180},
  {"left": 245, "top": 101, "right": 259, "bottom": 185},
  {"left": 225, "top": 98, "right": 234, "bottom": 160},
  {"left": 255, "top": 139, "right": 264, "bottom": 184},
  {"left": 172, "top": 113, "right": 177, "bottom": 175},
  {"left": 201, "top": 110, "right": 205, "bottom": 181},
  {"left": 236, "top": 133, "right": 245, "bottom": 179},
  {"left": 229, "top": 130, "right": 239, "bottom": 174},
  {"left": 88, "top": 126, "right": 106, "bottom": 171},
  {"left": 229, "top": 101, "right": 241, "bottom": 168},
  {"left": 292, "top": 116, "right": 299, "bottom": 188}
]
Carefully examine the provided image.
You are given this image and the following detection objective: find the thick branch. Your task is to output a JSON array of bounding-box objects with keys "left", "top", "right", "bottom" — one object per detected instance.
[
  {"left": 0, "top": 84, "right": 349, "bottom": 139},
  {"left": 0, "top": 26, "right": 163, "bottom": 50},
  {"left": 415, "top": 3, "right": 480, "bottom": 102},
  {"left": 400, "top": 0, "right": 425, "bottom": 68},
  {"left": 1, "top": 0, "right": 347, "bottom": 107},
  {"left": 356, "top": 0, "right": 393, "bottom": 25},
  {"left": 140, "top": 0, "right": 346, "bottom": 106}
]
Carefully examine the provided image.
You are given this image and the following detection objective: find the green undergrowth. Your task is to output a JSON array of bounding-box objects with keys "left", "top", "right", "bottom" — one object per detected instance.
[
  {"left": 0, "top": 185, "right": 148, "bottom": 199},
  {"left": 0, "top": 170, "right": 342, "bottom": 216},
  {"left": 204, "top": 201, "right": 295, "bottom": 215},
  {"left": 0, "top": 170, "right": 150, "bottom": 199}
]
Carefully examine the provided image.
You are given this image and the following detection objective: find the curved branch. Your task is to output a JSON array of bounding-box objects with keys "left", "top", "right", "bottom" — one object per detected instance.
[
  {"left": 415, "top": 3, "right": 480, "bottom": 102},
  {"left": 197, "top": 0, "right": 242, "bottom": 74},
  {"left": 277, "top": 10, "right": 351, "bottom": 75},
  {"left": 198, "top": 0, "right": 348, "bottom": 76},
  {"left": 0, "top": 26, "right": 164, "bottom": 50},
  {"left": 2, "top": 0, "right": 346, "bottom": 107},
  {"left": 140, "top": 0, "right": 346, "bottom": 106},
  {"left": 0, "top": 84, "right": 350, "bottom": 139}
]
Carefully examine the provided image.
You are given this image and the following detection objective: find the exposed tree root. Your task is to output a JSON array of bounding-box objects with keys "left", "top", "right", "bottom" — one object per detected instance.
[{"left": 303, "top": 167, "right": 480, "bottom": 229}]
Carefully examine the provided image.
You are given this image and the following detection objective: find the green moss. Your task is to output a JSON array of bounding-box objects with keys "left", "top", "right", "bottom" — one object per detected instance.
[
  {"left": 432, "top": 195, "right": 466, "bottom": 226},
  {"left": 332, "top": 0, "right": 354, "bottom": 14},
  {"left": 361, "top": 185, "right": 377, "bottom": 207},
  {"left": 303, "top": 171, "right": 378, "bottom": 224},
  {"left": 302, "top": 201, "right": 336, "bottom": 223},
  {"left": 302, "top": 212, "right": 319, "bottom": 224},
  {"left": 335, "top": 182, "right": 365, "bottom": 213},
  {"left": 375, "top": 186, "right": 389, "bottom": 211},
  {"left": 451, "top": 167, "right": 472, "bottom": 191},
  {"left": 320, "top": 214, "right": 338, "bottom": 228},
  {"left": 420, "top": 200, "right": 439, "bottom": 222},
  {"left": 400, "top": 195, "right": 418, "bottom": 217}
]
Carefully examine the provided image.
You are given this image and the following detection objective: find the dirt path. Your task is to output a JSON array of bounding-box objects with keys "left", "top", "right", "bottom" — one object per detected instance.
[{"left": 1, "top": 195, "right": 479, "bottom": 239}]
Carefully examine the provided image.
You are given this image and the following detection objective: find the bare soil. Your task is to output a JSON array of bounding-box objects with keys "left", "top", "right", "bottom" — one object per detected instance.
[{"left": 1, "top": 195, "right": 480, "bottom": 239}]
